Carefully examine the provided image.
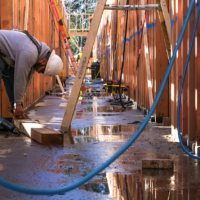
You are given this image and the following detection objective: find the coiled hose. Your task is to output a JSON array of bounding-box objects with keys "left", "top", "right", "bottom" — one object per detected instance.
[{"left": 0, "top": 0, "right": 195, "bottom": 195}]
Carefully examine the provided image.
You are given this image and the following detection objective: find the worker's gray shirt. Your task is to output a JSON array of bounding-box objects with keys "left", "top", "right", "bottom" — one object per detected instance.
[{"left": 0, "top": 30, "right": 50, "bottom": 104}]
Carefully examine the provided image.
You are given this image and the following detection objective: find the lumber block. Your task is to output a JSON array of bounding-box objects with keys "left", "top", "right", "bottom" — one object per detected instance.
[
  {"left": 142, "top": 159, "right": 173, "bottom": 169},
  {"left": 151, "top": 116, "right": 155, "bottom": 122},
  {"left": 14, "top": 120, "right": 63, "bottom": 145},
  {"left": 21, "top": 123, "right": 45, "bottom": 137},
  {"left": 14, "top": 119, "right": 37, "bottom": 129},
  {"left": 31, "top": 128, "right": 63, "bottom": 145}
]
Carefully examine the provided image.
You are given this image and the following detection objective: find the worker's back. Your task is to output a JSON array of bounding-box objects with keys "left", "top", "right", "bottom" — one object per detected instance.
[
  {"left": 0, "top": 30, "right": 50, "bottom": 105},
  {"left": 0, "top": 30, "right": 38, "bottom": 64}
]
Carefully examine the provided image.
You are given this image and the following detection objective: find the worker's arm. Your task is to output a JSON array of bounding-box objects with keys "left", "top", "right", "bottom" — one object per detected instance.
[
  {"left": 14, "top": 104, "right": 28, "bottom": 119},
  {"left": 14, "top": 50, "right": 37, "bottom": 119}
]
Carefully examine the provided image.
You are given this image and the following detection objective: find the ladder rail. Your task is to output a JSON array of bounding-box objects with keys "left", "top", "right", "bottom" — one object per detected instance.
[
  {"left": 49, "top": 0, "right": 78, "bottom": 73},
  {"left": 49, "top": 0, "right": 86, "bottom": 92}
]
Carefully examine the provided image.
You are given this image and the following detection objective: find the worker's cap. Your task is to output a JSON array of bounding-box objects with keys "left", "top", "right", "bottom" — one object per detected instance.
[{"left": 44, "top": 50, "right": 63, "bottom": 77}]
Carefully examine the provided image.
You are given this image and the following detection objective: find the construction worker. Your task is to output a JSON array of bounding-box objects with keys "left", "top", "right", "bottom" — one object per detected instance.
[
  {"left": 76, "top": 48, "right": 83, "bottom": 63},
  {"left": 0, "top": 30, "right": 63, "bottom": 119}
]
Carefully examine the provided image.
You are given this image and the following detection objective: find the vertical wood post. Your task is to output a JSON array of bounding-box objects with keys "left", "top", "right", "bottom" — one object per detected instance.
[
  {"left": 133, "top": 4, "right": 137, "bottom": 101},
  {"left": 24, "top": 0, "right": 29, "bottom": 30},
  {"left": 129, "top": 0, "right": 134, "bottom": 99},
  {"left": 155, "top": 10, "right": 169, "bottom": 123},
  {"left": 177, "top": 0, "right": 183, "bottom": 132},
  {"left": 181, "top": 0, "right": 188, "bottom": 136},
  {"left": 0, "top": 0, "right": 13, "bottom": 118},
  {"left": 144, "top": 21, "right": 154, "bottom": 109},
  {"left": 196, "top": 1, "right": 200, "bottom": 145},
  {"left": 171, "top": 0, "right": 176, "bottom": 132},
  {"left": 188, "top": 1, "right": 196, "bottom": 141}
]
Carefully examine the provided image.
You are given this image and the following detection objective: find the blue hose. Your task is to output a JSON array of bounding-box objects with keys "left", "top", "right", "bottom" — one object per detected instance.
[
  {"left": 0, "top": 0, "right": 195, "bottom": 195},
  {"left": 177, "top": 2, "right": 200, "bottom": 159}
]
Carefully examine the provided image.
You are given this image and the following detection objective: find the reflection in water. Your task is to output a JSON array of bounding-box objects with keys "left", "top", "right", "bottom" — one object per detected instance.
[
  {"left": 80, "top": 173, "right": 109, "bottom": 195},
  {"left": 71, "top": 125, "right": 138, "bottom": 144},
  {"left": 75, "top": 106, "right": 132, "bottom": 114},
  {"left": 74, "top": 136, "right": 97, "bottom": 144},
  {"left": 80, "top": 171, "right": 175, "bottom": 200}
]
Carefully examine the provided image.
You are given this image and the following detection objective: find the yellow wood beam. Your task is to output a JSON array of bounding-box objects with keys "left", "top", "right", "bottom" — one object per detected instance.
[{"left": 61, "top": 0, "right": 107, "bottom": 132}]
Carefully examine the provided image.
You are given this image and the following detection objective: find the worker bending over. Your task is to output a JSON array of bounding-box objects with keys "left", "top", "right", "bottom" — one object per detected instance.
[{"left": 0, "top": 30, "right": 63, "bottom": 119}]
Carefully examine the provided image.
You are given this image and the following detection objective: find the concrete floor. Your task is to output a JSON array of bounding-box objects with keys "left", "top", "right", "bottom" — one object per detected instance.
[{"left": 0, "top": 76, "right": 200, "bottom": 199}]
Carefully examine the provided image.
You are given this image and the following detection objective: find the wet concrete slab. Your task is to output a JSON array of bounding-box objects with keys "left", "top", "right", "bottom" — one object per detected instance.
[{"left": 0, "top": 77, "right": 200, "bottom": 199}]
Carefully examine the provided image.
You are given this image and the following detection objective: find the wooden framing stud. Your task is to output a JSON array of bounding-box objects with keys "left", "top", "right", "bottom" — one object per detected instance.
[
  {"left": 143, "top": 21, "right": 154, "bottom": 109},
  {"left": 61, "top": 0, "right": 107, "bottom": 132},
  {"left": 55, "top": 75, "right": 65, "bottom": 93}
]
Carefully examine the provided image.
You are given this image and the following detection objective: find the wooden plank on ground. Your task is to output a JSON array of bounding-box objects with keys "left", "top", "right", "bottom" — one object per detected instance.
[
  {"left": 14, "top": 119, "right": 63, "bottom": 145},
  {"left": 61, "top": 0, "right": 107, "bottom": 132}
]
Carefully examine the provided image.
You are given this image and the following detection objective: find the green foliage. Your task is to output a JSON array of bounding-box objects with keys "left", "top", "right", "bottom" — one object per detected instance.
[
  {"left": 64, "top": 0, "right": 97, "bottom": 14},
  {"left": 64, "top": 0, "right": 97, "bottom": 54}
]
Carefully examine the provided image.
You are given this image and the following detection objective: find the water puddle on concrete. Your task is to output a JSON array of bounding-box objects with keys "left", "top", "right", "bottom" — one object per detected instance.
[
  {"left": 79, "top": 173, "right": 109, "bottom": 195},
  {"left": 71, "top": 125, "right": 138, "bottom": 144},
  {"left": 41, "top": 154, "right": 89, "bottom": 175},
  {"left": 45, "top": 93, "right": 70, "bottom": 100},
  {"left": 80, "top": 93, "right": 108, "bottom": 99},
  {"left": 75, "top": 106, "right": 133, "bottom": 116},
  {"left": 79, "top": 170, "right": 188, "bottom": 199},
  {"left": 39, "top": 154, "right": 200, "bottom": 199}
]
